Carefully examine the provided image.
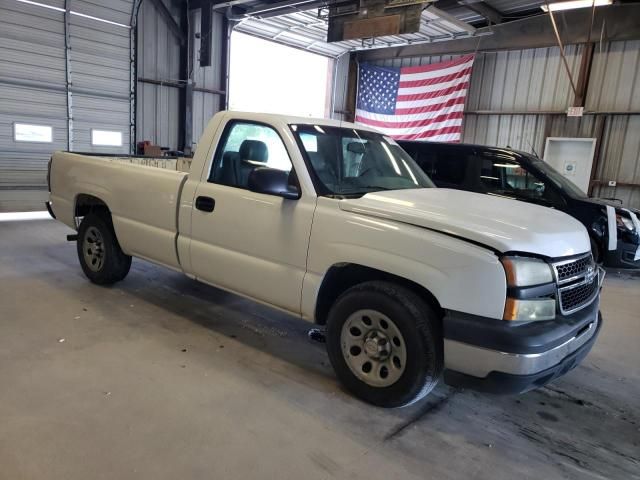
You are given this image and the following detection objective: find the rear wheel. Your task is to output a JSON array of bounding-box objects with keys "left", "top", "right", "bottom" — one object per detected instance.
[
  {"left": 77, "top": 213, "right": 131, "bottom": 284},
  {"left": 326, "top": 281, "right": 443, "bottom": 408}
]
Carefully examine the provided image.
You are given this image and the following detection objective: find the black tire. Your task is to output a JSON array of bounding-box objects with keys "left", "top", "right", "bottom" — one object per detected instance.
[
  {"left": 590, "top": 236, "right": 602, "bottom": 265},
  {"left": 326, "top": 281, "right": 443, "bottom": 408},
  {"left": 76, "top": 212, "right": 131, "bottom": 285}
]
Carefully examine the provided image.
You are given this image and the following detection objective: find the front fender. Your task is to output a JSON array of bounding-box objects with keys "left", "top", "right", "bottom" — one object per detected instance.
[{"left": 302, "top": 199, "right": 507, "bottom": 321}]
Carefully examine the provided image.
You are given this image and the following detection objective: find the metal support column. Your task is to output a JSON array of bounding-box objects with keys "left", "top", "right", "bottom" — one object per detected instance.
[
  {"left": 178, "top": 3, "right": 193, "bottom": 154},
  {"left": 63, "top": 0, "right": 73, "bottom": 151},
  {"left": 344, "top": 52, "right": 358, "bottom": 123},
  {"left": 219, "top": 13, "right": 231, "bottom": 111},
  {"left": 130, "top": 0, "right": 143, "bottom": 154}
]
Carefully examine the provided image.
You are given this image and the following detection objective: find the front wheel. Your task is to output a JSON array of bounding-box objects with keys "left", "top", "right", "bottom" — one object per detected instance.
[
  {"left": 77, "top": 213, "right": 131, "bottom": 284},
  {"left": 590, "top": 236, "right": 603, "bottom": 265},
  {"left": 326, "top": 281, "right": 443, "bottom": 408}
]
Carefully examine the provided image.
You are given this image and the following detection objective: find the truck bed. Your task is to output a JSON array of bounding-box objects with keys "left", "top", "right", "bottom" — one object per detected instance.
[
  {"left": 49, "top": 152, "right": 190, "bottom": 270},
  {"left": 65, "top": 152, "right": 193, "bottom": 173}
]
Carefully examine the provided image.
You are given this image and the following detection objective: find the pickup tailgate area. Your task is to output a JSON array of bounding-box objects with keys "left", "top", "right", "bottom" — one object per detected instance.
[{"left": 49, "top": 152, "right": 189, "bottom": 270}]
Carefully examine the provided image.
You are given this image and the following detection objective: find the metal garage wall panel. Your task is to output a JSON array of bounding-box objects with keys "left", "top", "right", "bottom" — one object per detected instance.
[
  {"left": 137, "top": 84, "right": 180, "bottom": 149},
  {"left": 192, "top": 90, "right": 218, "bottom": 146},
  {"left": 73, "top": 94, "right": 130, "bottom": 152},
  {"left": 462, "top": 114, "right": 546, "bottom": 154},
  {"left": 587, "top": 40, "right": 640, "bottom": 112},
  {"left": 0, "top": 37, "right": 66, "bottom": 86},
  {"left": 592, "top": 115, "right": 640, "bottom": 208},
  {"left": 467, "top": 46, "right": 582, "bottom": 111},
  {"left": 370, "top": 46, "right": 582, "bottom": 112},
  {"left": 69, "top": 15, "right": 130, "bottom": 94},
  {"left": 136, "top": 0, "right": 181, "bottom": 149},
  {"left": 0, "top": 0, "right": 135, "bottom": 211},
  {"left": 331, "top": 53, "right": 350, "bottom": 120},
  {"left": 70, "top": 0, "right": 133, "bottom": 26},
  {"left": 191, "top": 10, "right": 225, "bottom": 92},
  {"left": 548, "top": 115, "right": 597, "bottom": 139},
  {"left": 137, "top": 0, "right": 180, "bottom": 80},
  {"left": 136, "top": 3, "right": 226, "bottom": 150},
  {"left": 0, "top": 0, "right": 68, "bottom": 211},
  {"left": 0, "top": 84, "right": 67, "bottom": 120},
  {"left": 191, "top": 8, "right": 225, "bottom": 146},
  {"left": 0, "top": 0, "right": 65, "bottom": 87},
  {"left": 68, "top": 11, "right": 131, "bottom": 155}
]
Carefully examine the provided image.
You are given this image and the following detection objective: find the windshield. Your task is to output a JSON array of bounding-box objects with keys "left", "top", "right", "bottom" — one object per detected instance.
[
  {"left": 528, "top": 157, "right": 588, "bottom": 199},
  {"left": 290, "top": 124, "right": 434, "bottom": 197}
]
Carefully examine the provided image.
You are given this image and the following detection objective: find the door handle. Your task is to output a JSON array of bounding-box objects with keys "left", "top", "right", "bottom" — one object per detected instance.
[{"left": 195, "top": 196, "right": 215, "bottom": 212}]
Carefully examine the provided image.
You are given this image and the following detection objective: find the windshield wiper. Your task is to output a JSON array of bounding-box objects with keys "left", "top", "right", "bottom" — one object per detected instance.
[{"left": 358, "top": 185, "right": 393, "bottom": 191}]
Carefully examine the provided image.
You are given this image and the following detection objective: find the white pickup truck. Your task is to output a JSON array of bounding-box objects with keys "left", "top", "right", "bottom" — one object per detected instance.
[{"left": 47, "top": 111, "right": 603, "bottom": 407}]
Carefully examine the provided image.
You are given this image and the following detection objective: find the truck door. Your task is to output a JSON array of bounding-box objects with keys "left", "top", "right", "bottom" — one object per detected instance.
[{"left": 187, "top": 120, "right": 316, "bottom": 315}]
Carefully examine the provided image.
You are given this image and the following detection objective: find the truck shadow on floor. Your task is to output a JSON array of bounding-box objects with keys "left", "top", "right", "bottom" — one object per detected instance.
[{"left": 99, "top": 258, "right": 640, "bottom": 480}]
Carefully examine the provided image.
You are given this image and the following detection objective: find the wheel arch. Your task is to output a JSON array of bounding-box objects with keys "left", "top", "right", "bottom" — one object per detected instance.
[
  {"left": 74, "top": 194, "right": 111, "bottom": 222},
  {"left": 314, "top": 263, "right": 444, "bottom": 326}
]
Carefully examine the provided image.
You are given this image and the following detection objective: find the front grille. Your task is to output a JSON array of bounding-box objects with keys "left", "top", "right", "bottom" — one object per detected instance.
[
  {"left": 559, "top": 278, "right": 598, "bottom": 313},
  {"left": 555, "top": 254, "right": 592, "bottom": 283},
  {"left": 552, "top": 253, "right": 599, "bottom": 315}
]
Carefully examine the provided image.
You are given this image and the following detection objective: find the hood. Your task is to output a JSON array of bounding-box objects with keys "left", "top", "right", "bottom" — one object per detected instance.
[{"left": 339, "top": 188, "right": 590, "bottom": 258}]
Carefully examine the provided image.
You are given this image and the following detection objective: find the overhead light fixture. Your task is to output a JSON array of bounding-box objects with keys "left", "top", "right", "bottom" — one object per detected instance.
[{"left": 541, "top": 0, "right": 612, "bottom": 12}]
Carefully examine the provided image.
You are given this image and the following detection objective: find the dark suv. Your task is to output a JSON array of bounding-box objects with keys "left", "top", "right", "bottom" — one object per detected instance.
[{"left": 398, "top": 141, "right": 640, "bottom": 268}]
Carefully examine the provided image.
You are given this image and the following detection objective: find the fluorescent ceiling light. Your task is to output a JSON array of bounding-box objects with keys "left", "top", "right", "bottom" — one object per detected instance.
[
  {"left": 70, "top": 11, "right": 131, "bottom": 29},
  {"left": 15, "top": 0, "right": 64, "bottom": 12},
  {"left": 541, "top": 0, "right": 612, "bottom": 12},
  {"left": 15, "top": 0, "right": 131, "bottom": 29}
]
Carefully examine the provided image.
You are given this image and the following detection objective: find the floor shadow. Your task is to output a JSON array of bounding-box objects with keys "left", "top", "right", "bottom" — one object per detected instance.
[{"left": 113, "top": 258, "right": 335, "bottom": 381}]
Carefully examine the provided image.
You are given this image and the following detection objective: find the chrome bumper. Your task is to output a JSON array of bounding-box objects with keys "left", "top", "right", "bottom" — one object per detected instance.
[{"left": 444, "top": 309, "right": 600, "bottom": 378}]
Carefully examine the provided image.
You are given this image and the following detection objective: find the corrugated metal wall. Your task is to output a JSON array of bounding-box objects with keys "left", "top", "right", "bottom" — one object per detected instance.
[
  {"left": 69, "top": 2, "right": 132, "bottom": 153},
  {"left": 136, "top": 0, "right": 181, "bottom": 149},
  {"left": 0, "top": 0, "right": 66, "bottom": 211},
  {"left": 190, "top": 8, "right": 225, "bottom": 147},
  {"left": 136, "top": 2, "right": 226, "bottom": 151},
  {"left": 0, "top": 0, "right": 133, "bottom": 212},
  {"left": 355, "top": 41, "right": 640, "bottom": 209},
  {"left": 331, "top": 53, "right": 350, "bottom": 121}
]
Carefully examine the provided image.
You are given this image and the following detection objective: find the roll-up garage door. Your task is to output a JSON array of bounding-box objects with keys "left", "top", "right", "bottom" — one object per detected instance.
[{"left": 0, "top": 0, "right": 133, "bottom": 212}]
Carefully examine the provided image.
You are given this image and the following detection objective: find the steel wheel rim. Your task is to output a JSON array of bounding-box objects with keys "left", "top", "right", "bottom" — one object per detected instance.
[
  {"left": 83, "top": 226, "right": 105, "bottom": 272},
  {"left": 340, "top": 309, "right": 407, "bottom": 388}
]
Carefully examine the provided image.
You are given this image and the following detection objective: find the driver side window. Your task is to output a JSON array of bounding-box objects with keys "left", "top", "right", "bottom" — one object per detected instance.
[{"left": 209, "top": 121, "right": 292, "bottom": 189}]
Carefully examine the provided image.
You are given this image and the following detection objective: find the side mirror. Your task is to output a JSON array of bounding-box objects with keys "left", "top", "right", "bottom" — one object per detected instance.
[{"left": 248, "top": 167, "right": 300, "bottom": 200}]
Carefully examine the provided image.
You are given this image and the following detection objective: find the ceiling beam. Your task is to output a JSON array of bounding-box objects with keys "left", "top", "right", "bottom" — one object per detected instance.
[
  {"left": 357, "top": 4, "right": 640, "bottom": 60},
  {"left": 245, "top": 0, "right": 323, "bottom": 16},
  {"left": 427, "top": 5, "right": 476, "bottom": 33},
  {"left": 209, "top": 0, "right": 258, "bottom": 9},
  {"left": 458, "top": 0, "right": 503, "bottom": 24}
]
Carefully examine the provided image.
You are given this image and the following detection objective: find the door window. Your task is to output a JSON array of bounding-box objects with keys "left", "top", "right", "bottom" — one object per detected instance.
[
  {"left": 479, "top": 156, "right": 563, "bottom": 206},
  {"left": 209, "top": 122, "right": 292, "bottom": 188},
  {"left": 429, "top": 152, "right": 468, "bottom": 188}
]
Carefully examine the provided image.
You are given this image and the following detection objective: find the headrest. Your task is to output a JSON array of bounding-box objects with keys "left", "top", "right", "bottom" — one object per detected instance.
[
  {"left": 346, "top": 142, "right": 366, "bottom": 154},
  {"left": 239, "top": 140, "right": 268, "bottom": 163}
]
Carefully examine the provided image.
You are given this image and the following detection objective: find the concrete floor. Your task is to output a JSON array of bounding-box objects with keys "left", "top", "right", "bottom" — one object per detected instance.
[{"left": 1, "top": 218, "right": 639, "bottom": 480}]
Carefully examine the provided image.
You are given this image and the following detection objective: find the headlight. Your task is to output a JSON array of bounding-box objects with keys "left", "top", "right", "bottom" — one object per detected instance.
[
  {"left": 501, "top": 256, "right": 553, "bottom": 287},
  {"left": 504, "top": 298, "right": 556, "bottom": 322},
  {"left": 616, "top": 212, "right": 635, "bottom": 231}
]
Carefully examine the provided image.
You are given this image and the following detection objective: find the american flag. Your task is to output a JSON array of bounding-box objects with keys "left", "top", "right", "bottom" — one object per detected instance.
[{"left": 355, "top": 54, "right": 474, "bottom": 142}]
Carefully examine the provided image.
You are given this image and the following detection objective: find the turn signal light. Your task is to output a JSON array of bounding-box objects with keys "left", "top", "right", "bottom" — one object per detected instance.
[{"left": 504, "top": 298, "right": 556, "bottom": 322}]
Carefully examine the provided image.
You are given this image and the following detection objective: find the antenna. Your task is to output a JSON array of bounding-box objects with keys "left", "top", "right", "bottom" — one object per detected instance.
[{"left": 526, "top": 139, "right": 540, "bottom": 159}]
